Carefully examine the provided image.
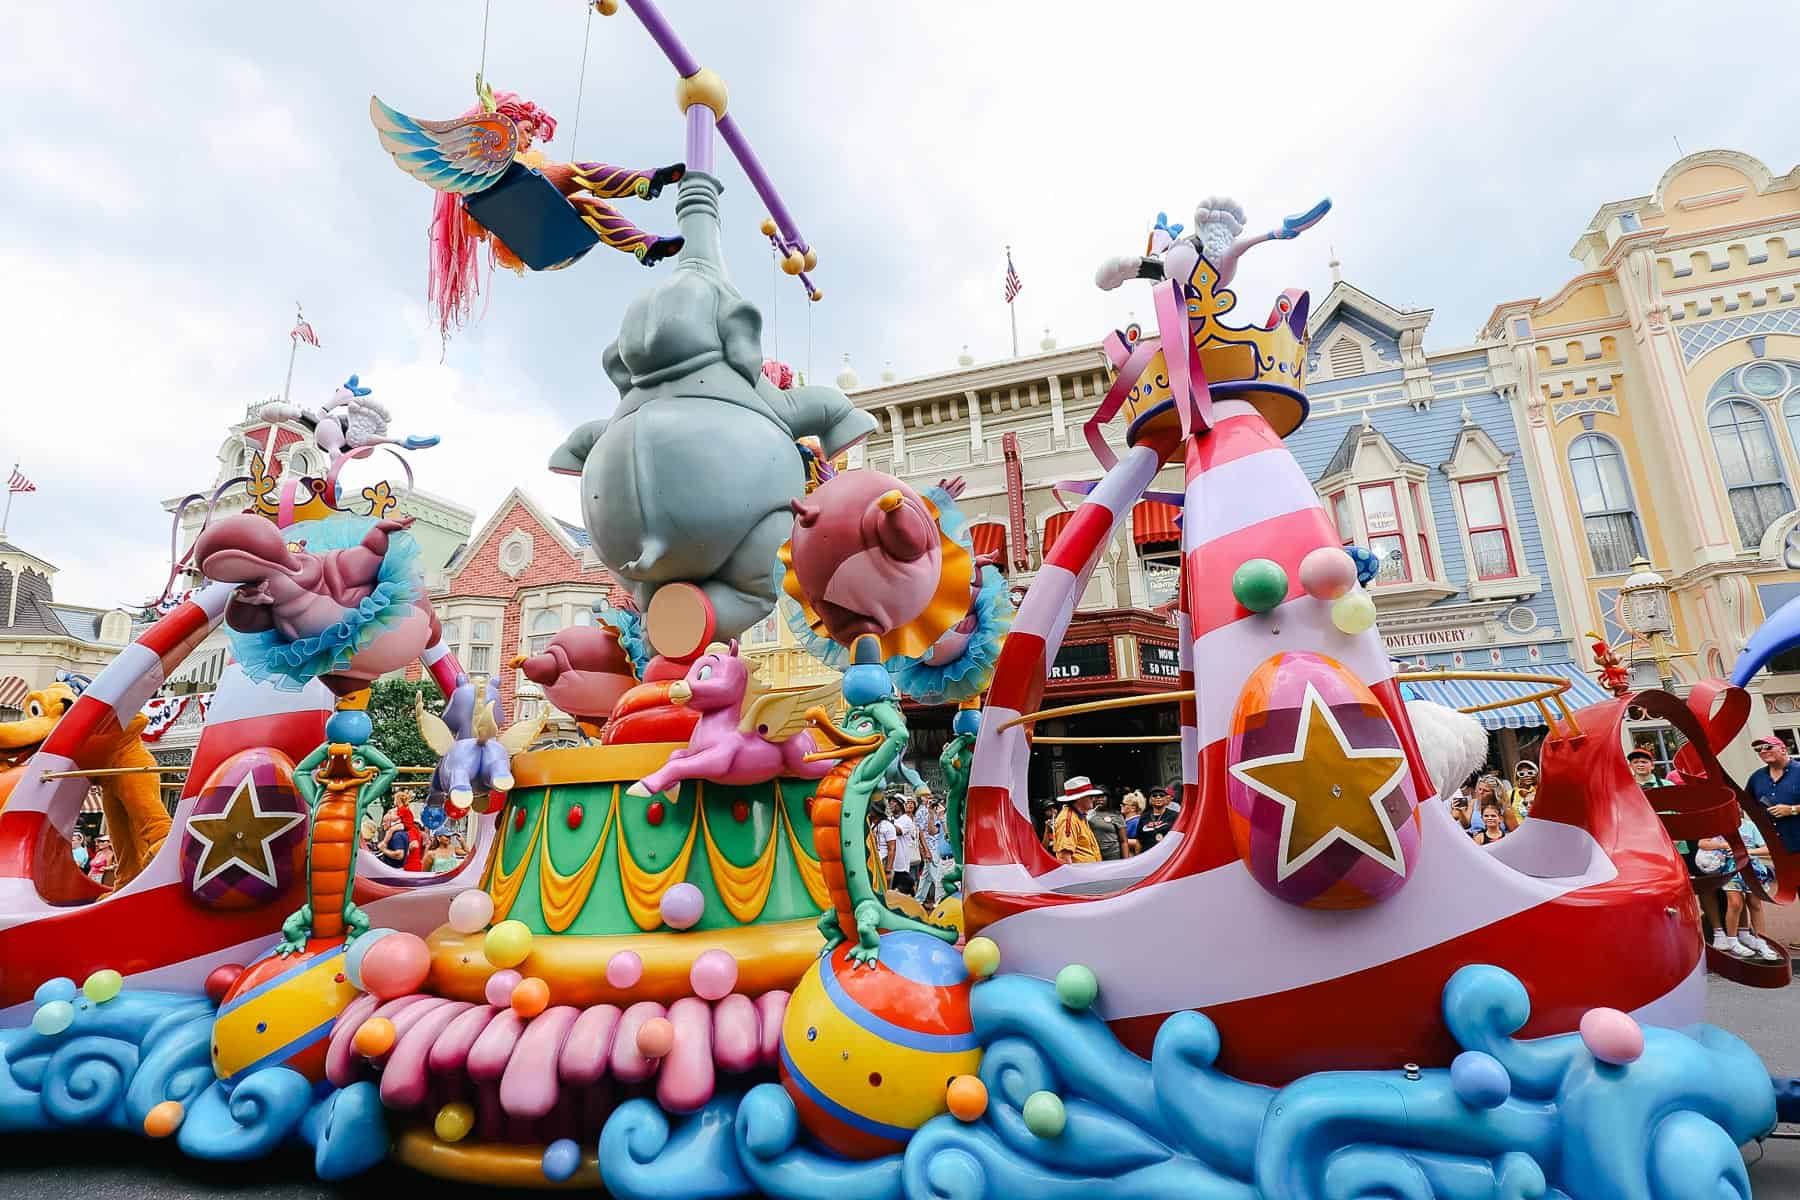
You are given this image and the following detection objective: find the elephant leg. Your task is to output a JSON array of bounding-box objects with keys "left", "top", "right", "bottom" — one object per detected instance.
[{"left": 706, "top": 509, "right": 794, "bottom": 637}]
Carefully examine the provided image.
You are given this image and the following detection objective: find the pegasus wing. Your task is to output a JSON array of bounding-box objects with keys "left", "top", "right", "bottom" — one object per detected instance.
[
  {"left": 741, "top": 682, "right": 841, "bottom": 741},
  {"left": 499, "top": 711, "right": 547, "bottom": 756},
  {"left": 416, "top": 692, "right": 456, "bottom": 757},
  {"left": 370, "top": 96, "right": 517, "bottom": 196}
]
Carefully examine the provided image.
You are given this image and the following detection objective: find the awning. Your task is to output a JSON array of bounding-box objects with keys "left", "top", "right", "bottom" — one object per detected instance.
[
  {"left": 969, "top": 521, "right": 1008, "bottom": 566},
  {"left": 1132, "top": 500, "right": 1181, "bottom": 546},
  {"left": 1398, "top": 664, "right": 1617, "bottom": 731},
  {"left": 1041, "top": 510, "right": 1072, "bottom": 557},
  {"left": 81, "top": 789, "right": 105, "bottom": 814},
  {"left": 0, "top": 676, "right": 27, "bottom": 709}
]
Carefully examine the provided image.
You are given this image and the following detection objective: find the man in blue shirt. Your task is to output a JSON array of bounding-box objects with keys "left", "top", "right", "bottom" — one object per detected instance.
[{"left": 1745, "top": 735, "right": 1800, "bottom": 854}]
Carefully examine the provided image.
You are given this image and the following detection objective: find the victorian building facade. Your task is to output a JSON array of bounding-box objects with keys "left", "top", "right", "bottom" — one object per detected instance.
[{"left": 0, "top": 538, "right": 135, "bottom": 720}]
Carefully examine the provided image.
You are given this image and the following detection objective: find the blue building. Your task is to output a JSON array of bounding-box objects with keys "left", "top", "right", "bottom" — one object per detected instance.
[{"left": 1292, "top": 276, "right": 1611, "bottom": 765}]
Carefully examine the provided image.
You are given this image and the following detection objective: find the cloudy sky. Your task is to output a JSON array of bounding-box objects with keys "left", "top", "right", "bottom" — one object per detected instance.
[{"left": 5, "top": 1, "right": 1797, "bottom": 607}]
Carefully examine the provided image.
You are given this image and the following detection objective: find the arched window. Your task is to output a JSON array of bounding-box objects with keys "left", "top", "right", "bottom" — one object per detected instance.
[
  {"left": 1707, "top": 397, "right": 1792, "bottom": 547},
  {"left": 1567, "top": 434, "right": 1646, "bottom": 574},
  {"left": 529, "top": 609, "right": 560, "bottom": 656}
]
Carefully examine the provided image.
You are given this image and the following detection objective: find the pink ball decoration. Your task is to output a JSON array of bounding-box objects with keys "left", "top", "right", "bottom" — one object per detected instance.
[
  {"left": 447, "top": 889, "right": 496, "bottom": 935},
  {"left": 1298, "top": 547, "right": 1358, "bottom": 601},
  {"left": 359, "top": 931, "right": 432, "bottom": 1000},
  {"left": 690, "top": 949, "right": 739, "bottom": 1001},
  {"left": 659, "top": 883, "right": 705, "bottom": 930},
  {"left": 1578, "top": 1007, "right": 1644, "bottom": 1065},
  {"left": 636, "top": 1016, "right": 675, "bottom": 1058},
  {"left": 605, "top": 951, "right": 644, "bottom": 990},
  {"left": 485, "top": 969, "right": 524, "bottom": 1008}
]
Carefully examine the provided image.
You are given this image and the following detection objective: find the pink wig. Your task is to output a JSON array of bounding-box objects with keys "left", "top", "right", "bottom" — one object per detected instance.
[{"left": 426, "top": 90, "right": 558, "bottom": 340}]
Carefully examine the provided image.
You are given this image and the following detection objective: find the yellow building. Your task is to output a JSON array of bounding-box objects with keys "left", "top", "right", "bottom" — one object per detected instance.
[
  {"left": 1488, "top": 150, "right": 1800, "bottom": 741},
  {"left": 0, "top": 537, "right": 134, "bottom": 718}
]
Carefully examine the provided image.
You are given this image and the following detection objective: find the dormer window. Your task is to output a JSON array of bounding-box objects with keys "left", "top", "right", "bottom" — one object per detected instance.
[
  {"left": 1314, "top": 422, "right": 1454, "bottom": 607},
  {"left": 1442, "top": 422, "right": 1540, "bottom": 601}
]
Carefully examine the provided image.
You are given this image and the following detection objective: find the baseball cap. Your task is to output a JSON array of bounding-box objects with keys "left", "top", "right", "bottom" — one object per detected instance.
[
  {"left": 1625, "top": 746, "right": 1655, "bottom": 762},
  {"left": 1752, "top": 735, "right": 1784, "bottom": 750}
]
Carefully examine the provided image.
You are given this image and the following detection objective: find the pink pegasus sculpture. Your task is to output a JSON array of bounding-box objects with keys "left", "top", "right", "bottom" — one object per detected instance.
[{"left": 626, "top": 642, "right": 837, "bottom": 798}]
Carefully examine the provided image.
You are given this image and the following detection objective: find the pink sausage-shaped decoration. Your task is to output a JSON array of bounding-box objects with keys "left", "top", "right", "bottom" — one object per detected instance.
[
  {"left": 656, "top": 997, "right": 716, "bottom": 1114},
  {"left": 382, "top": 1000, "right": 472, "bottom": 1110},
  {"left": 429, "top": 1004, "right": 500, "bottom": 1074},
  {"left": 610, "top": 1001, "right": 669, "bottom": 1084},
  {"left": 501, "top": 1005, "right": 580, "bottom": 1119},
  {"left": 476, "top": 1080, "right": 506, "bottom": 1142},
  {"left": 559, "top": 1004, "right": 623, "bottom": 1085},
  {"left": 755, "top": 990, "right": 790, "bottom": 1066},
  {"left": 467, "top": 1010, "right": 527, "bottom": 1083},
  {"left": 325, "top": 992, "right": 384, "bottom": 1087},
  {"left": 711, "top": 994, "right": 761, "bottom": 1074},
  {"left": 388, "top": 995, "right": 453, "bottom": 1043}
]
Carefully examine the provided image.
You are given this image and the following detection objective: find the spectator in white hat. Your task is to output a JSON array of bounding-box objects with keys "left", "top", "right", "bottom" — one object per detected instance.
[{"left": 1044, "top": 776, "right": 1103, "bottom": 864}]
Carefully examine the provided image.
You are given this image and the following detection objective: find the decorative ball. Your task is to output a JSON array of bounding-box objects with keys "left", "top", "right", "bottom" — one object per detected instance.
[
  {"left": 809, "top": 288, "right": 823, "bottom": 303},
  {"left": 759, "top": 217, "right": 778, "bottom": 237},
  {"left": 636, "top": 1017, "right": 676, "bottom": 1058},
  {"left": 353, "top": 1016, "right": 397, "bottom": 1058},
  {"left": 952, "top": 707, "right": 982, "bottom": 738},
  {"left": 732, "top": 799, "right": 750, "bottom": 823},
  {"left": 484, "top": 920, "right": 534, "bottom": 969},
  {"left": 434, "top": 1101, "right": 475, "bottom": 1142},
  {"left": 542, "top": 1138, "right": 582, "bottom": 1183},
  {"left": 595, "top": 0, "right": 620, "bottom": 15},
  {"left": 782, "top": 250, "right": 805, "bottom": 275},
  {"left": 962, "top": 936, "right": 1000, "bottom": 978},
  {"left": 344, "top": 928, "right": 395, "bottom": 992},
  {"left": 80, "top": 969, "right": 123, "bottom": 1004},
  {"left": 33, "top": 978, "right": 76, "bottom": 1007},
  {"left": 646, "top": 801, "right": 666, "bottom": 827},
  {"left": 513, "top": 806, "right": 528, "bottom": 832},
  {"left": 1346, "top": 545, "right": 1381, "bottom": 586},
  {"left": 1022, "top": 1090, "right": 1066, "bottom": 1138},
  {"left": 1450, "top": 1051, "right": 1511, "bottom": 1108},
  {"left": 1299, "top": 546, "right": 1358, "bottom": 601},
  {"left": 606, "top": 951, "right": 645, "bottom": 990},
  {"left": 945, "top": 1075, "right": 988, "bottom": 1121},
  {"left": 204, "top": 964, "right": 245, "bottom": 1005},
  {"left": 324, "top": 709, "right": 372, "bottom": 746},
  {"left": 511, "top": 977, "right": 551, "bottom": 1019},
  {"left": 360, "top": 932, "right": 431, "bottom": 1000},
  {"left": 1054, "top": 964, "right": 1098, "bottom": 1011},
  {"left": 1579, "top": 1007, "right": 1644, "bottom": 1065},
  {"left": 448, "top": 889, "right": 495, "bottom": 935},
  {"left": 691, "top": 949, "right": 739, "bottom": 1001},
  {"left": 660, "top": 882, "right": 706, "bottom": 930},
  {"left": 802, "top": 247, "right": 819, "bottom": 272},
  {"left": 1231, "top": 558, "right": 1290, "bottom": 614},
  {"left": 779, "top": 932, "right": 981, "bottom": 1160},
  {"left": 485, "top": 970, "right": 523, "bottom": 1008},
  {"left": 1331, "top": 591, "right": 1378, "bottom": 636},
  {"left": 143, "top": 1100, "right": 184, "bottom": 1138},
  {"left": 32, "top": 1000, "right": 75, "bottom": 1036}
]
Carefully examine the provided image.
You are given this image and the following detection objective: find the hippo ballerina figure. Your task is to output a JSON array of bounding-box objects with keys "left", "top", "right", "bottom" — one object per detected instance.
[
  {"left": 415, "top": 675, "right": 544, "bottom": 814},
  {"left": 509, "top": 621, "right": 641, "bottom": 737},
  {"left": 626, "top": 641, "right": 837, "bottom": 799},
  {"left": 193, "top": 512, "right": 438, "bottom": 694}
]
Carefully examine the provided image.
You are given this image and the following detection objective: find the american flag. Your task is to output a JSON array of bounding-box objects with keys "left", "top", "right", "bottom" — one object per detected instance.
[
  {"left": 291, "top": 312, "right": 320, "bottom": 348},
  {"left": 7, "top": 468, "right": 35, "bottom": 494},
  {"left": 1004, "top": 251, "right": 1022, "bottom": 304}
]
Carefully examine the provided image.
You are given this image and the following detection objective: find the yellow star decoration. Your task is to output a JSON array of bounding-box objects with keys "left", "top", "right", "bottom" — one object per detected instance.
[
  {"left": 1229, "top": 684, "right": 1409, "bottom": 882},
  {"left": 187, "top": 773, "right": 304, "bottom": 890}
]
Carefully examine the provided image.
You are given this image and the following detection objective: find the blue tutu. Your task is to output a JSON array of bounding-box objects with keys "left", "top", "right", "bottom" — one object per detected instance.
[
  {"left": 593, "top": 601, "right": 651, "bottom": 676},
  {"left": 225, "top": 516, "right": 422, "bottom": 691}
]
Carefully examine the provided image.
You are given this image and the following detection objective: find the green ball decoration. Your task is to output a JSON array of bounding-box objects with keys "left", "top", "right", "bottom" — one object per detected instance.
[
  {"left": 1022, "top": 1090, "right": 1067, "bottom": 1138},
  {"left": 82, "top": 969, "right": 123, "bottom": 1004},
  {"left": 1054, "top": 964, "right": 1098, "bottom": 1011},
  {"left": 1231, "top": 558, "right": 1289, "bottom": 614}
]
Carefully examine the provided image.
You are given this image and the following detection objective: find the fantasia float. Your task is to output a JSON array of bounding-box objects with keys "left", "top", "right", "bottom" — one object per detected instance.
[{"left": 1, "top": 1, "right": 1796, "bottom": 1197}]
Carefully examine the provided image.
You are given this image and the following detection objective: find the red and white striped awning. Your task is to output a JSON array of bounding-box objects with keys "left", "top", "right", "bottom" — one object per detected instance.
[
  {"left": 0, "top": 676, "right": 28, "bottom": 709},
  {"left": 1041, "top": 511, "right": 1073, "bottom": 557},
  {"left": 81, "top": 789, "right": 105, "bottom": 814},
  {"left": 969, "top": 521, "right": 1008, "bottom": 568},
  {"left": 1132, "top": 500, "right": 1181, "bottom": 546}
]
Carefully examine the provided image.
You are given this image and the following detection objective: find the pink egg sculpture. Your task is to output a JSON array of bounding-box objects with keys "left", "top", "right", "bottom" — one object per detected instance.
[
  {"left": 606, "top": 951, "right": 645, "bottom": 990},
  {"left": 660, "top": 883, "right": 705, "bottom": 930},
  {"left": 1579, "top": 1007, "right": 1644, "bottom": 1065},
  {"left": 1298, "top": 546, "right": 1358, "bottom": 601},
  {"left": 690, "top": 949, "right": 739, "bottom": 1001},
  {"left": 485, "top": 969, "right": 524, "bottom": 1008},
  {"left": 360, "top": 931, "right": 432, "bottom": 1000}
]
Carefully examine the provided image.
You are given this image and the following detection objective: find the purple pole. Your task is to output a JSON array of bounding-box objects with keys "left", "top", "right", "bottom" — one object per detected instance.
[
  {"left": 717, "top": 114, "right": 808, "bottom": 253},
  {"left": 622, "top": 0, "right": 701, "bottom": 77},
  {"left": 684, "top": 104, "right": 714, "bottom": 176}
]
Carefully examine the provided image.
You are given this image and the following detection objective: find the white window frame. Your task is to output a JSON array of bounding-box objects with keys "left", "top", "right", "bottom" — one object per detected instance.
[
  {"left": 1314, "top": 426, "right": 1454, "bottom": 608},
  {"left": 1441, "top": 425, "right": 1540, "bottom": 602}
]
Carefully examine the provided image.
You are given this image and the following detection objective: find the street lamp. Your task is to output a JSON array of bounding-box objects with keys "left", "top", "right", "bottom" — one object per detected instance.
[{"left": 1619, "top": 557, "right": 1674, "bottom": 689}]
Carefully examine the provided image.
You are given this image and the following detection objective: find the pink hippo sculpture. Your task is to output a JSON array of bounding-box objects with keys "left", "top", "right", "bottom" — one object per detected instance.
[
  {"left": 626, "top": 642, "right": 837, "bottom": 798},
  {"left": 510, "top": 624, "right": 641, "bottom": 734}
]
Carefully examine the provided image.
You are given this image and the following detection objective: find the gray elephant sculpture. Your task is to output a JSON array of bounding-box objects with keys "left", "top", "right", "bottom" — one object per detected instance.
[{"left": 550, "top": 173, "right": 875, "bottom": 638}]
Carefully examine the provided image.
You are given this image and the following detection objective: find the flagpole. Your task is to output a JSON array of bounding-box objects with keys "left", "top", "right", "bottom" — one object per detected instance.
[
  {"left": 1007, "top": 245, "right": 1018, "bottom": 358},
  {"left": 281, "top": 303, "right": 302, "bottom": 405},
  {"left": 1, "top": 462, "right": 15, "bottom": 538}
]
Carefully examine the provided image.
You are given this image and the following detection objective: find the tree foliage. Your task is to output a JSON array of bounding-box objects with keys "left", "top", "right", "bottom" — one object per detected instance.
[{"left": 367, "top": 677, "right": 444, "bottom": 769}]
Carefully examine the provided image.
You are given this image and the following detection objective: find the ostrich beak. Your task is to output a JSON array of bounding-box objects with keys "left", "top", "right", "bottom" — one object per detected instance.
[
  {"left": 669, "top": 680, "right": 693, "bottom": 704},
  {"left": 507, "top": 654, "right": 527, "bottom": 669}
]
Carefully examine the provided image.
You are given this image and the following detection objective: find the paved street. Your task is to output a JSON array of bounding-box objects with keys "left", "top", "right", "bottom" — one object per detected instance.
[{"left": 1, "top": 975, "right": 1796, "bottom": 1197}]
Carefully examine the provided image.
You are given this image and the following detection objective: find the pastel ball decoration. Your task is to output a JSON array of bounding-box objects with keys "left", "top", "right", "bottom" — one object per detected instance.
[
  {"left": 946, "top": 1075, "right": 988, "bottom": 1122},
  {"left": 204, "top": 964, "right": 245, "bottom": 1005},
  {"left": 1299, "top": 546, "right": 1358, "bottom": 601},
  {"left": 1579, "top": 1007, "right": 1645, "bottom": 1065},
  {"left": 33, "top": 978, "right": 76, "bottom": 1007},
  {"left": 81, "top": 969, "right": 123, "bottom": 1004},
  {"left": 636, "top": 1016, "right": 676, "bottom": 1058},
  {"left": 484, "top": 920, "right": 534, "bottom": 969},
  {"left": 1231, "top": 558, "right": 1289, "bottom": 614},
  {"left": 1331, "top": 591, "right": 1378, "bottom": 636},
  {"left": 32, "top": 1000, "right": 75, "bottom": 1037},
  {"left": 485, "top": 969, "right": 524, "bottom": 1008},
  {"left": 605, "top": 951, "right": 644, "bottom": 990},
  {"left": 360, "top": 932, "right": 431, "bottom": 1000},
  {"left": 344, "top": 927, "right": 397, "bottom": 992},
  {"left": 447, "top": 888, "right": 495, "bottom": 935},
  {"left": 690, "top": 949, "right": 739, "bottom": 1001},
  {"left": 353, "top": 1016, "right": 397, "bottom": 1058},
  {"left": 952, "top": 706, "right": 982, "bottom": 738},
  {"left": 1022, "top": 1090, "right": 1067, "bottom": 1138},
  {"left": 962, "top": 936, "right": 1000, "bottom": 978},
  {"left": 1054, "top": 964, "right": 1098, "bottom": 1011},
  {"left": 659, "top": 882, "right": 706, "bottom": 930},
  {"left": 1450, "top": 1051, "right": 1511, "bottom": 1109},
  {"left": 143, "top": 1100, "right": 185, "bottom": 1138},
  {"left": 542, "top": 1138, "right": 582, "bottom": 1183},
  {"left": 511, "top": 976, "right": 551, "bottom": 1019},
  {"left": 324, "top": 709, "right": 372, "bottom": 746},
  {"left": 434, "top": 1102, "right": 475, "bottom": 1143}
]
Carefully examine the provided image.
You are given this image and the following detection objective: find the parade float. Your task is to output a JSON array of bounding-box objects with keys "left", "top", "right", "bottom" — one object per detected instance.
[{"left": 3, "top": 2, "right": 1799, "bottom": 1197}]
